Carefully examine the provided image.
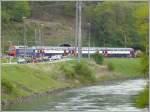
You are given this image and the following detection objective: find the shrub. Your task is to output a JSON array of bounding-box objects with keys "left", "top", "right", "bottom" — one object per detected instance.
[
  {"left": 141, "top": 54, "right": 149, "bottom": 77},
  {"left": 2, "top": 79, "right": 14, "bottom": 93},
  {"left": 92, "top": 53, "right": 104, "bottom": 65},
  {"left": 134, "top": 87, "right": 149, "bottom": 108},
  {"left": 60, "top": 61, "right": 96, "bottom": 83},
  {"left": 60, "top": 63, "right": 76, "bottom": 79},
  {"left": 74, "top": 61, "right": 96, "bottom": 82},
  {"left": 64, "top": 67, "right": 76, "bottom": 79},
  {"left": 107, "top": 62, "right": 114, "bottom": 71}
]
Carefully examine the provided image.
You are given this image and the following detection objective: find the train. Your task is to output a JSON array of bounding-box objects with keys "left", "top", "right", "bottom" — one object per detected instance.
[{"left": 8, "top": 45, "right": 135, "bottom": 58}]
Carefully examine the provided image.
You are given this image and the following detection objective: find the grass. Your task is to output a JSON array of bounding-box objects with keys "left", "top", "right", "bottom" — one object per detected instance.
[
  {"left": 73, "top": 61, "right": 96, "bottom": 83},
  {"left": 2, "top": 58, "right": 144, "bottom": 101},
  {"left": 1, "top": 78, "right": 29, "bottom": 100},
  {"left": 104, "top": 58, "right": 142, "bottom": 78},
  {"left": 60, "top": 60, "right": 96, "bottom": 83},
  {"left": 2, "top": 79, "right": 14, "bottom": 93},
  {"left": 1, "top": 60, "right": 96, "bottom": 100},
  {"left": 1, "top": 58, "right": 17, "bottom": 63},
  {"left": 60, "top": 62, "right": 76, "bottom": 80},
  {"left": 134, "top": 87, "right": 149, "bottom": 108},
  {"left": 2, "top": 63, "right": 69, "bottom": 100},
  {"left": 107, "top": 62, "right": 114, "bottom": 71}
]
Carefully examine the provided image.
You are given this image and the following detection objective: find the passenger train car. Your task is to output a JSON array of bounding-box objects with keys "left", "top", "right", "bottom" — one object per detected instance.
[{"left": 8, "top": 45, "right": 135, "bottom": 57}]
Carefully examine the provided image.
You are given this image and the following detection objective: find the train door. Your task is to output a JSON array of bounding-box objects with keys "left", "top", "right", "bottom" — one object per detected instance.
[{"left": 102, "top": 50, "right": 108, "bottom": 57}]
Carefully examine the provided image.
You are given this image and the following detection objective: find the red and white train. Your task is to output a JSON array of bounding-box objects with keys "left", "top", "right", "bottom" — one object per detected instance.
[{"left": 8, "top": 45, "right": 135, "bottom": 57}]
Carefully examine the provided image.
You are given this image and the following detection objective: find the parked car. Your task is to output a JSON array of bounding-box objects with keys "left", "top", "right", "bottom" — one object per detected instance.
[
  {"left": 17, "top": 58, "right": 27, "bottom": 64},
  {"left": 51, "top": 55, "right": 62, "bottom": 60},
  {"left": 43, "top": 56, "right": 49, "bottom": 62},
  {"left": 25, "top": 57, "right": 32, "bottom": 63}
]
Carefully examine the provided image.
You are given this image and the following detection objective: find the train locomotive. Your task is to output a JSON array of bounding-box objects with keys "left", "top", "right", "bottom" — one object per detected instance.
[{"left": 8, "top": 46, "right": 36, "bottom": 57}]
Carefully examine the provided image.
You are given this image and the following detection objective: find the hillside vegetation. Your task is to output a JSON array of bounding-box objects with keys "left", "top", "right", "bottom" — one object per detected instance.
[{"left": 1, "top": 1, "right": 148, "bottom": 53}]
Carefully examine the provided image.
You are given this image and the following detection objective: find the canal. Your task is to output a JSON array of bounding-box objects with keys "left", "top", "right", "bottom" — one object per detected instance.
[{"left": 4, "top": 79, "right": 148, "bottom": 111}]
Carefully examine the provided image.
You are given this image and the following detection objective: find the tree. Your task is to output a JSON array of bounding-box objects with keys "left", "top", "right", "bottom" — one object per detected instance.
[
  {"left": 94, "top": 2, "right": 135, "bottom": 47},
  {"left": 134, "top": 3, "right": 148, "bottom": 53},
  {"left": 133, "top": 2, "right": 149, "bottom": 79},
  {"left": 2, "top": 1, "right": 31, "bottom": 23},
  {"left": 63, "top": 2, "right": 75, "bottom": 17}
]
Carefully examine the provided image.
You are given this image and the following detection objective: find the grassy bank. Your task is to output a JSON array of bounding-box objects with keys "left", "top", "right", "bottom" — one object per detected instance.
[
  {"left": 134, "top": 87, "right": 149, "bottom": 108},
  {"left": 104, "top": 58, "right": 142, "bottom": 78},
  {"left": 2, "top": 58, "right": 143, "bottom": 102},
  {"left": 1, "top": 60, "right": 96, "bottom": 101}
]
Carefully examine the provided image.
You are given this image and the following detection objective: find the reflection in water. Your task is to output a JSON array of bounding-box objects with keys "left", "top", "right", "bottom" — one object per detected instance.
[{"left": 5, "top": 79, "right": 148, "bottom": 112}]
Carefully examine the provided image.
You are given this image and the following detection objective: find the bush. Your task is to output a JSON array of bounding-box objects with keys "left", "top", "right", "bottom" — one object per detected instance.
[
  {"left": 141, "top": 54, "right": 149, "bottom": 77},
  {"left": 63, "top": 2, "right": 75, "bottom": 17},
  {"left": 60, "top": 61, "right": 96, "bottom": 83},
  {"left": 107, "top": 62, "right": 114, "bottom": 71},
  {"left": 92, "top": 53, "right": 104, "bottom": 65},
  {"left": 61, "top": 65, "right": 76, "bottom": 79},
  {"left": 134, "top": 87, "right": 149, "bottom": 108},
  {"left": 74, "top": 61, "right": 96, "bottom": 83},
  {"left": 2, "top": 79, "right": 14, "bottom": 93}
]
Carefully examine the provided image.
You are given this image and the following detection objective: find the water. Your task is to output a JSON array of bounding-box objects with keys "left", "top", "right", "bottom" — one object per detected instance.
[{"left": 4, "top": 79, "right": 148, "bottom": 112}]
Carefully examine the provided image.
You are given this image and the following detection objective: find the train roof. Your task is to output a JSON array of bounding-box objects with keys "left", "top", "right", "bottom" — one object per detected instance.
[{"left": 15, "top": 46, "right": 134, "bottom": 51}]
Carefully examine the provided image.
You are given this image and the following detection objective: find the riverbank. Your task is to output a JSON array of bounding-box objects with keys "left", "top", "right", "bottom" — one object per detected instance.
[
  {"left": 134, "top": 86, "right": 149, "bottom": 108},
  {"left": 2, "top": 58, "right": 143, "bottom": 108},
  {"left": 103, "top": 58, "right": 143, "bottom": 79}
]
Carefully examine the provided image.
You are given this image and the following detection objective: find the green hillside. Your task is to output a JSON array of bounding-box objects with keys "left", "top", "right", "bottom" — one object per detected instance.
[{"left": 1, "top": 1, "right": 148, "bottom": 53}]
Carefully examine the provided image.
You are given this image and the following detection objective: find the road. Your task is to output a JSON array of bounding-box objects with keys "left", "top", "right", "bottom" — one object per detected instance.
[{"left": 1, "top": 58, "right": 75, "bottom": 65}]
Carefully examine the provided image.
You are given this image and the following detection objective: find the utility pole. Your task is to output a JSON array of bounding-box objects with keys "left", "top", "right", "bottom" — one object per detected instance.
[
  {"left": 124, "top": 32, "right": 127, "bottom": 48},
  {"left": 88, "top": 23, "right": 91, "bottom": 60},
  {"left": 104, "top": 39, "right": 106, "bottom": 47},
  {"left": 75, "top": 1, "right": 79, "bottom": 55},
  {"left": 35, "top": 28, "right": 37, "bottom": 46},
  {"left": 9, "top": 56, "right": 12, "bottom": 64},
  {"left": 40, "top": 24, "right": 44, "bottom": 47},
  {"left": 17, "top": 41, "right": 19, "bottom": 46},
  {"left": 122, "top": 31, "right": 127, "bottom": 48},
  {"left": 78, "top": 1, "right": 82, "bottom": 61},
  {"left": 39, "top": 26, "right": 41, "bottom": 47},
  {"left": 38, "top": 24, "right": 44, "bottom": 48},
  {"left": 23, "top": 16, "right": 26, "bottom": 58},
  {"left": 40, "top": 24, "right": 44, "bottom": 59}
]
